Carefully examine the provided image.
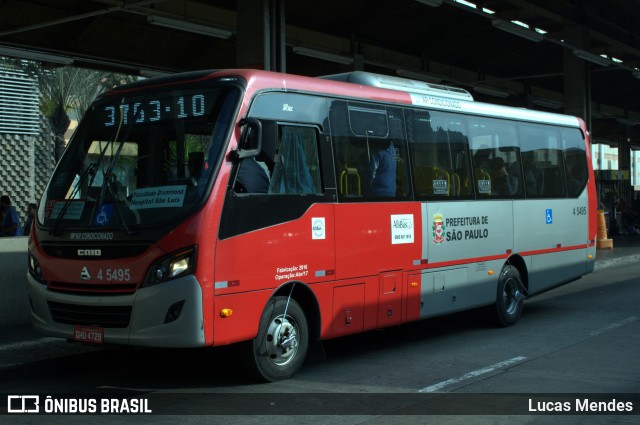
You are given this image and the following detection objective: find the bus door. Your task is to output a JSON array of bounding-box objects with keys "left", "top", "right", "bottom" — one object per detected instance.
[{"left": 215, "top": 94, "right": 336, "bottom": 344}]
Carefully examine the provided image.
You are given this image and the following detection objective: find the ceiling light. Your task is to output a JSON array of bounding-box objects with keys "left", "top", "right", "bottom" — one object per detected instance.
[
  {"left": 0, "top": 46, "right": 73, "bottom": 65},
  {"left": 473, "top": 85, "right": 509, "bottom": 98},
  {"left": 415, "top": 0, "right": 443, "bottom": 6},
  {"left": 293, "top": 47, "right": 353, "bottom": 65},
  {"left": 453, "top": 0, "right": 477, "bottom": 9},
  {"left": 573, "top": 49, "right": 611, "bottom": 67},
  {"left": 147, "top": 15, "right": 232, "bottom": 39},
  {"left": 492, "top": 19, "right": 544, "bottom": 42}
]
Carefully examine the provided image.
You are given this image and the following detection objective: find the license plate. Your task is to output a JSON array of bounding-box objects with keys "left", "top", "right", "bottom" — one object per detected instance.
[{"left": 73, "top": 325, "right": 104, "bottom": 344}]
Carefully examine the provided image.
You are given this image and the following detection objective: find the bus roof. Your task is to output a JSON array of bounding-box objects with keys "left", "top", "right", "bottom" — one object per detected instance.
[{"left": 103, "top": 69, "right": 582, "bottom": 129}]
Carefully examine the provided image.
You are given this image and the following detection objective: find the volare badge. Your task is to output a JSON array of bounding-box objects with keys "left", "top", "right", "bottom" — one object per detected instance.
[{"left": 80, "top": 267, "right": 92, "bottom": 280}]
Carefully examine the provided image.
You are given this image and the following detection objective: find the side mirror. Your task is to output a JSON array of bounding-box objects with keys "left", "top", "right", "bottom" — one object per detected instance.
[{"left": 236, "top": 117, "right": 262, "bottom": 159}]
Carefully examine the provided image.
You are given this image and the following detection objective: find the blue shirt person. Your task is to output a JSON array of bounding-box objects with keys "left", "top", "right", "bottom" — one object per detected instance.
[
  {"left": 368, "top": 143, "right": 397, "bottom": 197},
  {"left": 1, "top": 195, "right": 23, "bottom": 237}
]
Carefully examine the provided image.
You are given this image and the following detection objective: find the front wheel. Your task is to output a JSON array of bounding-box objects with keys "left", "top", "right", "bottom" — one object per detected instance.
[
  {"left": 492, "top": 264, "right": 525, "bottom": 327},
  {"left": 246, "top": 296, "right": 309, "bottom": 382}
]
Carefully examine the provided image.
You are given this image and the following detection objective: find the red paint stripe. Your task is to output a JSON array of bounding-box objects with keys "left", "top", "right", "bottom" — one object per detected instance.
[
  {"left": 428, "top": 252, "right": 510, "bottom": 269},
  {"left": 427, "top": 244, "right": 589, "bottom": 269},
  {"left": 519, "top": 243, "right": 589, "bottom": 257}
]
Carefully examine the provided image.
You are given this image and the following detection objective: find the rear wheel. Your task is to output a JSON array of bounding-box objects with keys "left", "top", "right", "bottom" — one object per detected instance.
[
  {"left": 246, "top": 296, "right": 309, "bottom": 382},
  {"left": 492, "top": 264, "right": 525, "bottom": 327}
]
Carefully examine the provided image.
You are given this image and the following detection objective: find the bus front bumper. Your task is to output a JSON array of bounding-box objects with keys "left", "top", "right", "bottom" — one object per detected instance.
[{"left": 26, "top": 274, "right": 206, "bottom": 348}]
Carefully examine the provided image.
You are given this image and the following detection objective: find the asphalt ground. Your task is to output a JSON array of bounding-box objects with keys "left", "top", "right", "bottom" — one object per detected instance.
[{"left": 1, "top": 233, "right": 639, "bottom": 378}]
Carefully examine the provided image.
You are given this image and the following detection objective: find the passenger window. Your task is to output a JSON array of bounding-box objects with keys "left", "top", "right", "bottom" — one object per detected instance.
[
  {"left": 468, "top": 118, "right": 523, "bottom": 198},
  {"left": 330, "top": 101, "right": 409, "bottom": 200},
  {"left": 270, "top": 125, "right": 322, "bottom": 194},
  {"left": 234, "top": 124, "right": 322, "bottom": 195},
  {"left": 518, "top": 123, "right": 568, "bottom": 198},
  {"left": 407, "top": 110, "right": 472, "bottom": 199}
]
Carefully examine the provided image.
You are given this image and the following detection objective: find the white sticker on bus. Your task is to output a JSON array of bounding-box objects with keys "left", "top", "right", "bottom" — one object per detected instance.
[
  {"left": 312, "top": 217, "right": 326, "bottom": 240},
  {"left": 49, "top": 200, "right": 85, "bottom": 220},
  {"left": 391, "top": 214, "right": 414, "bottom": 245},
  {"left": 130, "top": 185, "right": 187, "bottom": 209}
]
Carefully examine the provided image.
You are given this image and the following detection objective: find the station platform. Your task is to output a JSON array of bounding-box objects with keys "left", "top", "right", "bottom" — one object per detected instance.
[
  {"left": 2, "top": 232, "right": 640, "bottom": 378},
  {"left": 593, "top": 232, "right": 640, "bottom": 270}
]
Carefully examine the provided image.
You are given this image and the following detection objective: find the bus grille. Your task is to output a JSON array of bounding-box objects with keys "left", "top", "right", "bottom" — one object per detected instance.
[
  {"left": 47, "top": 281, "right": 138, "bottom": 296},
  {"left": 48, "top": 302, "right": 132, "bottom": 328},
  {"left": 41, "top": 244, "right": 149, "bottom": 259}
]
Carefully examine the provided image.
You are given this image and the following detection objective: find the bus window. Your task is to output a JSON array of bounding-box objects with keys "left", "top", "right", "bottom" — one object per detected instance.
[
  {"left": 562, "top": 129, "right": 588, "bottom": 197},
  {"left": 270, "top": 125, "right": 322, "bottom": 195},
  {"left": 518, "top": 123, "right": 568, "bottom": 198},
  {"left": 407, "top": 110, "right": 472, "bottom": 199},
  {"left": 468, "top": 117, "right": 523, "bottom": 198},
  {"left": 330, "top": 101, "right": 408, "bottom": 200}
]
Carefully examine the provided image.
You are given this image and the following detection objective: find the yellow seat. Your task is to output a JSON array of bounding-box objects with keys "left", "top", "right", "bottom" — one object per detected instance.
[
  {"left": 339, "top": 167, "right": 361, "bottom": 196},
  {"left": 450, "top": 172, "right": 460, "bottom": 196},
  {"left": 415, "top": 166, "right": 450, "bottom": 196}
]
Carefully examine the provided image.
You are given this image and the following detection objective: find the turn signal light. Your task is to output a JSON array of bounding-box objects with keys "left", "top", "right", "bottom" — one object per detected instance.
[
  {"left": 220, "top": 308, "right": 233, "bottom": 318},
  {"left": 488, "top": 270, "right": 495, "bottom": 276}
]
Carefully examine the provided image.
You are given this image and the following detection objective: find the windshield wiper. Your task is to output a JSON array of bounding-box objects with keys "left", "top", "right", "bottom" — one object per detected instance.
[
  {"left": 93, "top": 96, "right": 148, "bottom": 235},
  {"left": 48, "top": 140, "right": 112, "bottom": 236}
]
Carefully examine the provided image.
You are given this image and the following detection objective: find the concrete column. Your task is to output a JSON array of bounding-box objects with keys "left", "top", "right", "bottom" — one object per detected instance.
[
  {"left": 236, "top": 0, "right": 285, "bottom": 71},
  {"left": 563, "top": 25, "right": 590, "bottom": 127}
]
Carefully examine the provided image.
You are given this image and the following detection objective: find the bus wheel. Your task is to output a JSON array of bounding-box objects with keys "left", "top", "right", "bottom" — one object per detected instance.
[
  {"left": 248, "top": 296, "right": 309, "bottom": 382},
  {"left": 493, "top": 264, "right": 525, "bottom": 327}
]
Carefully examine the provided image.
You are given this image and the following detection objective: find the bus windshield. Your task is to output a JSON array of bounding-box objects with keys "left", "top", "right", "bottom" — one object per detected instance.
[{"left": 39, "top": 84, "right": 239, "bottom": 232}]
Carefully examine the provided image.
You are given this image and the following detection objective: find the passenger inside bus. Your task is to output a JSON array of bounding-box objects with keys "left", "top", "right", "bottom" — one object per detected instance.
[
  {"left": 473, "top": 146, "right": 492, "bottom": 173},
  {"left": 490, "top": 157, "right": 519, "bottom": 196},
  {"left": 367, "top": 141, "right": 397, "bottom": 197},
  {"left": 522, "top": 152, "right": 543, "bottom": 196},
  {"left": 235, "top": 158, "right": 270, "bottom": 193}
]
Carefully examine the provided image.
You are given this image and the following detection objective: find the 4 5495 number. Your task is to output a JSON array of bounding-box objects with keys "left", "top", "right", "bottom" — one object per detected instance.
[
  {"left": 573, "top": 206, "right": 587, "bottom": 216},
  {"left": 97, "top": 268, "right": 131, "bottom": 282}
]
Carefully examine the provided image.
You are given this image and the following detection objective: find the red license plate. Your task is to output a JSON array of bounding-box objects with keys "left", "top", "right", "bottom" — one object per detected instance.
[{"left": 73, "top": 325, "right": 104, "bottom": 344}]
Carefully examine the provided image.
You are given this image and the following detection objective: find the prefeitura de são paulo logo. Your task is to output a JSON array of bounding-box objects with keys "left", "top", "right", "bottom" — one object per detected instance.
[{"left": 433, "top": 213, "right": 445, "bottom": 244}]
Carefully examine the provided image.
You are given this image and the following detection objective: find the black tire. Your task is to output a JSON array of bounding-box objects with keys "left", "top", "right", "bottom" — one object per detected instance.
[
  {"left": 492, "top": 264, "right": 525, "bottom": 327},
  {"left": 246, "top": 296, "right": 309, "bottom": 382}
]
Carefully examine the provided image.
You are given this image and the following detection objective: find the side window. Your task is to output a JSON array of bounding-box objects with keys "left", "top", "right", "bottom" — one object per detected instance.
[
  {"left": 518, "top": 123, "right": 567, "bottom": 198},
  {"left": 468, "top": 118, "right": 523, "bottom": 198},
  {"left": 330, "top": 101, "right": 408, "bottom": 200},
  {"left": 234, "top": 123, "right": 322, "bottom": 195},
  {"left": 270, "top": 125, "right": 322, "bottom": 194},
  {"left": 562, "top": 129, "right": 588, "bottom": 197},
  {"left": 407, "top": 110, "right": 472, "bottom": 199}
]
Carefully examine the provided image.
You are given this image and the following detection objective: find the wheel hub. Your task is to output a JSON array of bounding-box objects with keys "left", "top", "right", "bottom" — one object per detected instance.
[{"left": 265, "top": 315, "right": 299, "bottom": 366}]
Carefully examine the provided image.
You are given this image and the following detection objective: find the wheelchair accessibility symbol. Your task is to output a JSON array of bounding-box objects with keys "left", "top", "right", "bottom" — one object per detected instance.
[
  {"left": 546, "top": 209, "right": 553, "bottom": 224},
  {"left": 93, "top": 204, "right": 113, "bottom": 226}
]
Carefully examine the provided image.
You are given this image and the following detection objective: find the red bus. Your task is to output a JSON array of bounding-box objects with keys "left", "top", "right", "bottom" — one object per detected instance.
[{"left": 27, "top": 70, "right": 596, "bottom": 381}]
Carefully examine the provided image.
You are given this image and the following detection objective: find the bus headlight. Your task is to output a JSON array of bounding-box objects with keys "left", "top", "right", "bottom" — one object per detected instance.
[
  {"left": 143, "top": 246, "right": 197, "bottom": 287},
  {"left": 28, "top": 253, "right": 44, "bottom": 283}
]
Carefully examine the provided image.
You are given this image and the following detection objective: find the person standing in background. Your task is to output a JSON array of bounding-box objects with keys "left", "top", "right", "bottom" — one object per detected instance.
[
  {"left": 23, "top": 202, "right": 36, "bottom": 236},
  {"left": 0, "top": 195, "right": 23, "bottom": 236}
]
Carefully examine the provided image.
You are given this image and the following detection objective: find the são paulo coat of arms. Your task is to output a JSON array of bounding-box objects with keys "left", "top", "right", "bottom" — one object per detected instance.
[{"left": 433, "top": 213, "right": 445, "bottom": 244}]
